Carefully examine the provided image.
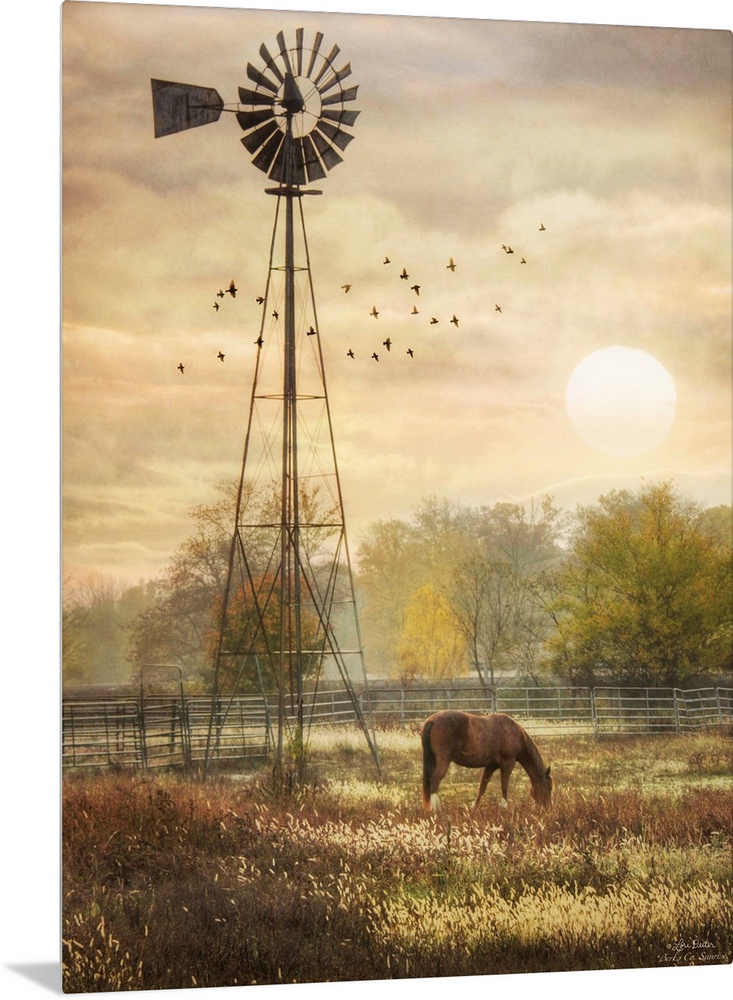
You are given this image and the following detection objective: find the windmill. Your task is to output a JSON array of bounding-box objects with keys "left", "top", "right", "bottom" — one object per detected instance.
[{"left": 152, "top": 28, "right": 379, "bottom": 774}]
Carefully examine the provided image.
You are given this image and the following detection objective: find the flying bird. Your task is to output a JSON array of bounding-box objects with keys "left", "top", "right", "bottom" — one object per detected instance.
[
  {"left": 495, "top": 304, "right": 502, "bottom": 312},
  {"left": 539, "top": 222, "right": 546, "bottom": 231},
  {"left": 370, "top": 306, "right": 379, "bottom": 318},
  {"left": 213, "top": 302, "right": 220, "bottom": 311},
  {"left": 400, "top": 267, "right": 409, "bottom": 280},
  {"left": 407, "top": 348, "right": 414, "bottom": 358},
  {"left": 227, "top": 280, "right": 238, "bottom": 297},
  {"left": 217, "top": 289, "right": 225, "bottom": 299},
  {"left": 307, "top": 326, "right": 317, "bottom": 336},
  {"left": 411, "top": 305, "right": 419, "bottom": 315},
  {"left": 177, "top": 363, "right": 185, "bottom": 373},
  {"left": 255, "top": 336, "right": 264, "bottom": 346},
  {"left": 520, "top": 257, "right": 527, "bottom": 264},
  {"left": 410, "top": 284, "right": 420, "bottom": 296},
  {"left": 341, "top": 283, "right": 352, "bottom": 293},
  {"left": 430, "top": 317, "right": 439, "bottom": 325},
  {"left": 371, "top": 352, "right": 379, "bottom": 361},
  {"left": 217, "top": 351, "right": 225, "bottom": 362},
  {"left": 347, "top": 349, "right": 355, "bottom": 358},
  {"left": 447, "top": 257, "right": 456, "bottom": 271},
  {"left": 272, "top": 310, "right": 279, "bottom": 320},
  {"left": 383, "top": 337, "right": 392, "bottom": 352},
  {"left": 504, "top": 246, "right": 514, "bottom": 254},
  {"left": 256, "top": 296, "right": 264, "bottom": 304},
  {"left": 383, "top": 256, "right": 391, "bottom": 264},
  {"left": 450, "top": 315, "right": 459, "bottom": 327}
]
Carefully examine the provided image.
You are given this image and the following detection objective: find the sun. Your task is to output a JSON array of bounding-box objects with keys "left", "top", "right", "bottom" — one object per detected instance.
[{"left": 565, "top": 347, "right": 676, "bottom": 456}]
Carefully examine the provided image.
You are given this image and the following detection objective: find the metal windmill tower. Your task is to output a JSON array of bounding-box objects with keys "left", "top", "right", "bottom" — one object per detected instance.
[{"left": 151, "top": 28, "right": 380, "bottom": 773}]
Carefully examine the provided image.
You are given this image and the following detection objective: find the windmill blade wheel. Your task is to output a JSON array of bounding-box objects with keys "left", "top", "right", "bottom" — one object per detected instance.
[{"left": 236, "top": 28, "right": 360, "bottom": 185}]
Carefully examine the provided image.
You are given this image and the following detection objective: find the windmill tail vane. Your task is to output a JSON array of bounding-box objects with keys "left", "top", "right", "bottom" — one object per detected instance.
[{"left": 150, "top": 79, "right": 225, "bottom": 137}]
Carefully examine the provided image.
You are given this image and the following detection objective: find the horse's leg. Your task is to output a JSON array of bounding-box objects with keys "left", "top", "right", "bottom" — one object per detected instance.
[
  {"left": 429, "top": 757, "right": 451, "bottom": 811},
  {"left": 472, "top": 764, "right": 498, "bottom": 811},
  {"left": 499, "top": 760, "right": 516, "bottom": 809}
]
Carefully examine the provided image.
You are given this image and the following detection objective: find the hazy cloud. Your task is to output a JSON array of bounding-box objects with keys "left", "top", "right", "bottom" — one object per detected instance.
[{"left": 61, "top": 3, "right": 731, "bottom": 584}]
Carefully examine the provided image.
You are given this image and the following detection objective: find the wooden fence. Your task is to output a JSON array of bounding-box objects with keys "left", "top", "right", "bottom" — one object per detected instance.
[{"left": 62, "top": 685, "right": 732, "bottom": 771}]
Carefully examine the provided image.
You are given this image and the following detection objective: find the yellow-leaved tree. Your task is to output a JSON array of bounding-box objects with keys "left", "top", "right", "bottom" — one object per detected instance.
[
  {"left": 397, "top": 583, "right": 467, "bottom": 680},
  {"left": 547, "top": 482, "right": 732, "bottom": 686}
]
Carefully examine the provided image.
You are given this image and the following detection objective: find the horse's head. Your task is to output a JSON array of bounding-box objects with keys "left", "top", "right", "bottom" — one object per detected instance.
[{"left": 531, "top": 765, "right": 553, "bottom": 808}]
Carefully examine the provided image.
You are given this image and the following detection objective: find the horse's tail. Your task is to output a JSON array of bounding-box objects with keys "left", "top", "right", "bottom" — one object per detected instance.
[{"left": 421, "top": 719, "right": 436, "bottom": 812}]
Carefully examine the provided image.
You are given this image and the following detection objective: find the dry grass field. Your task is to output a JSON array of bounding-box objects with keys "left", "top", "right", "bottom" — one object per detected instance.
[{"left": 62, "top": 727, "right": 732, "bottom": 992}]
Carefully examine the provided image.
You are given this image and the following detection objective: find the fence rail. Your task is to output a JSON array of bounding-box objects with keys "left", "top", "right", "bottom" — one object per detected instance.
[
  {"left": 363, "top": 685, "right": 733, "bottom": 736},
  {"left": 63, "top": 695, "right": 271, "bottom": 771},
  {"left": 62, "top": 685, "right": 732, "bottom": 771},
  {"left": 62, "top": 700, "right": 143, "bottom": 769}
]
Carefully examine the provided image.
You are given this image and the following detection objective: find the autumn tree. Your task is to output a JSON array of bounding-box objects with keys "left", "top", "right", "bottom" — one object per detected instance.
[
  {"left": 356, "top": 498, "right": 474, "bottom": 675},
  {"left": 62, "top": 574, "right": 152, "bottom": 686},
  {"left": 547, "top": 482, "right": 732, "bottom": 686},
  {"left": 127, "top": 484, "right": 237, "bottom": 680},
  {"left": 356, "top": 496, "right": 564, "bottom": 681},
  {"left": 397, "top": 583, "right": 467, "bottom": 680},
  {"left": 62, "top": 574, "right": 90, "bottom": 683},
  {"left": 446, "top": 498, "right": 565, "bottom": 685},
  {"left": 127, "top": 479, "right": 340, "bottom": 692},
  {"left": 357, "top": 518, "right": 429, "bottom": 672}
]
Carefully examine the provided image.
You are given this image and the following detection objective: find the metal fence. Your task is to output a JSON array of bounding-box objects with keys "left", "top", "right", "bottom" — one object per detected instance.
[
  {"left": 364, "top": 684, "right": 733, "bottom": 736},
  {"left": 369, "top": 685, "right": 733, "bottom": 735},
  {"left": 62, "top": 700, "right": 143, "bottom": 769},
  {"left": 62, "top": 695, "right": 271, "bottom": 771},
  {"left": 62, "top": 685, "right": 732, "bottom": 771}
]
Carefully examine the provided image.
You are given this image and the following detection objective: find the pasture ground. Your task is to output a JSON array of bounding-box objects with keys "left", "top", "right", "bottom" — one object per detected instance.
[{"left": 62, "top": 727, "right": 733, "bottom": 992}]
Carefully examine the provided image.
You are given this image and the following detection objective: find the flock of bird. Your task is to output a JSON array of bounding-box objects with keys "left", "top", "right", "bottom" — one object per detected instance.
[
  {"left": 215, "top": 279, "right": 238, "bottom": 308},
  {"left": 175, "top": 279, "right": 240, "bottom": 372},
  {"left": 339, "top": 255, "right": 460, "bottom": 362},
  {"left": 335, "top": 222, "right": 546, "bottom": 363},
  {"left": 176, "top": 223, "right": 547, "bottom": 373}
]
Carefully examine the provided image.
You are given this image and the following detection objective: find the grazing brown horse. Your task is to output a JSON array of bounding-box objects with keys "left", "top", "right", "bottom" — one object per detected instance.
[{"left": 421, "top": 710, "right": 553, "bottom": 812}]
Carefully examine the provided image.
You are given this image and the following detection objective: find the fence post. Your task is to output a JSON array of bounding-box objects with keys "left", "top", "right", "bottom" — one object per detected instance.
[
  {"left": 139, "top": 698, "right": 148, "bottom": 769},
  {"left": 591, "top": 688, "right": 598, "bottom": 737},
  {"left": 103, "top": 704, "right": 111, "bottom": 765},
  {"left": 134, "top": 704, "right": 144, "bottom": 768},
  {"left": 67, "top": 705, "right": 76, "bottom": 767},
  {"left": 673, "top": 689, "right": 681, "bottom": 734},
  {"left": 716, "top": 687, "right": 722, "bottom": 724}
]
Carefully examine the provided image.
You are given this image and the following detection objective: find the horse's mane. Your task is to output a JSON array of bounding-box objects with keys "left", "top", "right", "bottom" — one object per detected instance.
[{"left": 520, "top": 725, "right": 546, "bottom": 776}]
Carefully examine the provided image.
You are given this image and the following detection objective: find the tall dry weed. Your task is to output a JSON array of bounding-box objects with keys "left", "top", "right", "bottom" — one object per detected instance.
[{"left": 62, "top": 730, "right": 733, "bottom": 991}]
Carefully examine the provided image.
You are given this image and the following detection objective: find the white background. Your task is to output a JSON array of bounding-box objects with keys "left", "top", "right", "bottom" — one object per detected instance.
[{"left": 2, "top": 1, "right": 730, "bottom": 998}]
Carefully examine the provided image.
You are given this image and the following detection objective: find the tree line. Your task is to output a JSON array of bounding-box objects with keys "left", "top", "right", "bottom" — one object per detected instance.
[{"left": 63, "top": 480, "right": 732, "bottom": 691}]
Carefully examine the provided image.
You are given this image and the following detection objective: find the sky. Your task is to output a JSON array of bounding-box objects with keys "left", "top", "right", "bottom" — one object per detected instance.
[{"left": 59, "top": 2, "right": 732, "bottom": 589}]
